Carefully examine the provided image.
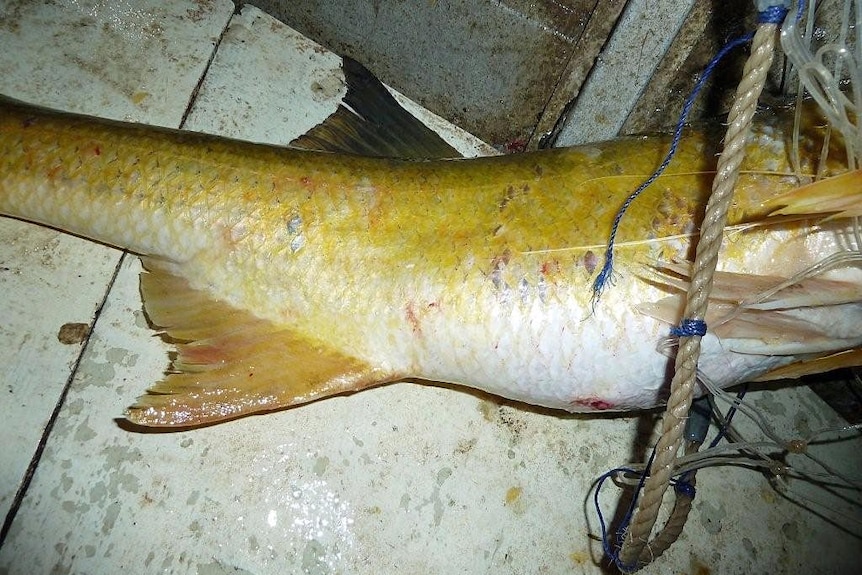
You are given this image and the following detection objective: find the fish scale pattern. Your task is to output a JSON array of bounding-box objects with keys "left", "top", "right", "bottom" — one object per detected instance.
[{"left": 2, "top": 100, "right": 860, "bottom": 419}]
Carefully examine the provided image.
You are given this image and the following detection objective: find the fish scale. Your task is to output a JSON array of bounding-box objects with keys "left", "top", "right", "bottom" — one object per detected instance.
[{"left": 1, "top": 98, "right": 861, "bottom": 426}]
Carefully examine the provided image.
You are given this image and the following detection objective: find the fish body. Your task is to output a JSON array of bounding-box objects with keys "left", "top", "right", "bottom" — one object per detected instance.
[{"left": 1, "top": 99, "right": 861, "bottom": 426}]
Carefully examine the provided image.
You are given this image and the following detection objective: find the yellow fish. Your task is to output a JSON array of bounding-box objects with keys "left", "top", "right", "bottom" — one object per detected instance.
[{"left": 1, "top": 94, "right": 860, "bottom": 427}]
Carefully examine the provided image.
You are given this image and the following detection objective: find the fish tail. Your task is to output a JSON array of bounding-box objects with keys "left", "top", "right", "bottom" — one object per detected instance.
[{"left": 125, "top": 259, "right": 404, "bottom": 427}]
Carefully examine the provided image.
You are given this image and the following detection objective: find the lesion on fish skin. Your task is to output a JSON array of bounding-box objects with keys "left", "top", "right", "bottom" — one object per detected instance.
[
  {"left": 497, "top": 183, "right": 529, "bottom": 211},
  {"left": 487, "top": 250, "right": 514, "bottom": 303},
  {"left": 570, "top": 397, "right": 615, "bottom": 411},
  {"left": 284, "top": 213, "right": 305, "bottom": 252},
  {"left": 582, "top": 250, "right": 598, "bottom": 275},
  {"left": 405, "top": 301, "right": 422, "bottom": 336}
]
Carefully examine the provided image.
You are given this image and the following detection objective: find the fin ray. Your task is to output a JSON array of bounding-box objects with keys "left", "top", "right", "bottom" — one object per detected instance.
[
  {"left": 753, "top": 349, "right": 862, "bottom": 381},
  {"left": 639, "top": 261, "right": 862, "bottom": 355}
]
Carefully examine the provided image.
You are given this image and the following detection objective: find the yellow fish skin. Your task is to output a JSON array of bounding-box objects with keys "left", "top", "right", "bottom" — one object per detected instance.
[{"left": 1, "top": 99, "right": 860, "bottom": 427}]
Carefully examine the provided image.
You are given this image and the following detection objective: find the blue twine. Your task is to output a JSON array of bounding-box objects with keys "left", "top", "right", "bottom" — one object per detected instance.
[
  {"left": 593, "top": 450, "right": 657, "bottom": 573},
  {"left": 670, "top": 318, "right": 707, "bottom": 337},
  {"left": 673, "top": 478, "right": 697, "bottom": 499},
  {"left": 594, "top": 466, "right": 641, "bottom": 571},
  {"left": 590, "top": 33, "right": 754, "bottom": 302},
  {"left": 796, "top": 0, "right": 807, "bottom": 22},
  {"left": 590, "top": 0, "right": 803, "bottom": 304}
]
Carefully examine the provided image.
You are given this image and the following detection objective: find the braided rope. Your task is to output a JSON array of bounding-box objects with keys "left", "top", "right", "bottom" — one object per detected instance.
[{"left": 615, "top": 23, "right": 779, "bottom": 570}]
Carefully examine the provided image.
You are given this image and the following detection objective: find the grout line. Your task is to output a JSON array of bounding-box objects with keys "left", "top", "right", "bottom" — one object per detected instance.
[
  {"left": 0, "top": 253, "right": 127, "bottom": 547},
  {"left": 526, "top": 0, "right": 626, "bottom": 149},
  {"left": 179, "top": 8, "right": 236, "bottom": 129}
]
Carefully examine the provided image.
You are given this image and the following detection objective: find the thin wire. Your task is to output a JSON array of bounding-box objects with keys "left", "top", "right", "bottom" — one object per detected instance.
[{"left": 708, "top": 386, "right": 748, "bottom": 448}]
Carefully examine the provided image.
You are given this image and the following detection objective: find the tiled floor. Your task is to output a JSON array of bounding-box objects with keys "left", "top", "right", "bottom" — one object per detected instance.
[{"left": 1, "top": 3, "right": 860, "bottom": 574}]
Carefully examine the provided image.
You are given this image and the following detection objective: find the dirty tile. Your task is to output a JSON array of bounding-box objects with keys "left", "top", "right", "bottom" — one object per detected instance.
[
  {"left": 0, "top": 0, "right": 234, "bottom": 530},
  {"left": 0, "top": 222, "right": 118, "bottom": 519},
  {"left": 0, "top": 0, "right": 234, "bottom": 124},
  {"left": 184, "top": 5, "right": 495, "bottom": 156},
  {"left": 256, "top": 0, "right": 595, "bottom": 147},
  {"left": 556, "top": 0, "right": 698, "bottom": 146}
]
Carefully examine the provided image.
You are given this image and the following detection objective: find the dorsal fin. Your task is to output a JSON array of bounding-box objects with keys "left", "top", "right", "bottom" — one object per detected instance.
[
  {"left": 126, "top": 259, "right": 402, "bottom": 427},
  {"left": 290, "top": 57, "right": 461, "bottom": 159}
]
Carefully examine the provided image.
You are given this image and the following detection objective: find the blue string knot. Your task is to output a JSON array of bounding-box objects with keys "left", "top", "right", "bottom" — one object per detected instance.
[{"left": 670, "top": 318, "right": 707, "bottom": 337}]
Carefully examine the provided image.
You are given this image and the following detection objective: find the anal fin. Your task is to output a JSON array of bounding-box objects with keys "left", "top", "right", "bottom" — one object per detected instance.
[{"left": 126, "top": 259, "right": 401, "bottom": 427}]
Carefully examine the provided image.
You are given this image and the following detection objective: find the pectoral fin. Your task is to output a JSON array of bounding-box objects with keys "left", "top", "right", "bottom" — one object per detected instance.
[
  {"left": 765, "top": 170, "right": 862, "bottom": 220},
  {"left": 752, "top": 348, "right": 862, "bottom": 381},
  {"left": 639, "top": 263, "right": 862, "bottom": 355},
  {"left": 126, "top": 259, "right": 400, "bottom": 427}
]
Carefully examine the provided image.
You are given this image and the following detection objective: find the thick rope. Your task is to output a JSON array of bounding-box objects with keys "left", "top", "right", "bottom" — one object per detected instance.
[
  {"left": 615, "top": 22, "right": 779, "bottom": 571},
  {"left": 626, "top": 442, "right": 700, "bottom": 564}
]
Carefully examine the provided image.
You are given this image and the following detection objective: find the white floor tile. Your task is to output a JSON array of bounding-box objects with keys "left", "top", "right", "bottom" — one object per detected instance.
[
  {"left": 0, "top": 0, "right": 234, "bottom": 524},
  {"left": 0, "top": 221, "right": 119, "bottom": 519}
]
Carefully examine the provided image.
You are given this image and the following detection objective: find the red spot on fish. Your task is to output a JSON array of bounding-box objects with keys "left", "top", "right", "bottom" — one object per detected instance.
[
  {"left": 93, "top": 145, "right": 101, "bottom": 156},
  {"left": 46, "top": 165, "right": 62, "bottom": 180},
  {"left": 300, "top": 176, "right": 312, "bottom": 187},
  {"left": 405, "top": 302, "right": 422, "bottom": 336},
  {"left": 540, "top": 259, "right": 561, "bottom": 276},
  {"left": 571, "top": 397, "right": 614, "bottom": 411}
]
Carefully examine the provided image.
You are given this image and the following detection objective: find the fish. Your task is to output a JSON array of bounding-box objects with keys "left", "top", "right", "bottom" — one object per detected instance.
[{"left": 1, "top": 78, "right": 861, "bottom": 428}]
